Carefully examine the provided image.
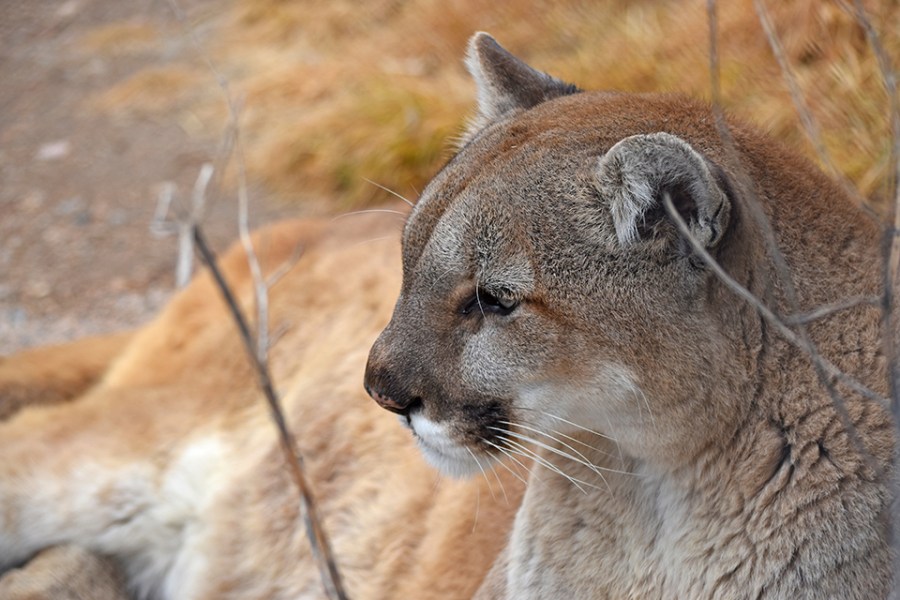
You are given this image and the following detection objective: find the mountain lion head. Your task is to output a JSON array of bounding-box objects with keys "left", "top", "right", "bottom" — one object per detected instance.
[{"left": 365, "top": 33, "right": 756, "bottom": 477}]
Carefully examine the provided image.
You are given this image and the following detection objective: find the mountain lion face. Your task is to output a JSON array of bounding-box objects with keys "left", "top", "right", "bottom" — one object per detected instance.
[{"left": 365, "top": 37, "right": 745, "bottom": 477}]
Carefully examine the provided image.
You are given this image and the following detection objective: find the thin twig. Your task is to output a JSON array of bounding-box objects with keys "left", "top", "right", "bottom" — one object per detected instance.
[
  {"left": 784, "top": 295, "right": 880, "bottom": 326},
  {"left": 192, "top": 226, "right": 348, "bottom": 600},
  {"left": 838, "top": 0, "right": 900, "bottom": 415},
  {"left": 166, "top": 1, "right": 349, "bottom": 597},
  {"left": 178, "top": 163, "right": 213, "bottom": 287},
  {"left": 226, "top": 96, "right": 270, "bottom": 361},
  {"left": 833, "top": 2, "right": 900, "bottom": 591},
  {"left": 662, "top": 197, "right": 881, "bottom": 403},
  {"left": 707, "top": 2, "right": 884, "bottom": 476},
  {"left": 663, "top": 195, "right": 884, "bottom": 483},
  {"left": 149, "top": 164, "right": 213, "bottom": 288},
  {"left": 753, "top": 0, "right": 877, "bottom": 217}
]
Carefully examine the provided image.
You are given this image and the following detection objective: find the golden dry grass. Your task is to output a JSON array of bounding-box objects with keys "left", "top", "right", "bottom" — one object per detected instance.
[{"left": 84, "top": 0, "right": 898, "bottom": 212}]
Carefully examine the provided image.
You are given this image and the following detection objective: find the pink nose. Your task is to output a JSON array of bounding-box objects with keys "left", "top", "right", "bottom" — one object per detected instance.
[{"left": 365, "top": 384, "right": 421, "bottom": 416}]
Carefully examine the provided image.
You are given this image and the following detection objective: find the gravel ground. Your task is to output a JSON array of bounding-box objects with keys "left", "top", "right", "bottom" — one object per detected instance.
[{"left": 0, "top": 0, "right": 289, "bottom": 354}]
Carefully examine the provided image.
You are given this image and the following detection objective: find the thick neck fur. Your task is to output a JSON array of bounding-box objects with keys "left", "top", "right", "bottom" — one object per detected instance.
[{"left": 509, "top": 379, "right": 891, "bottom": 599}]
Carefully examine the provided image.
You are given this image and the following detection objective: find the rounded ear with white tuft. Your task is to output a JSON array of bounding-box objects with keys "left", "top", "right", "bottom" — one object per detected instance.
[
  {"left": 596, "top": 132, "right": 732, "bottom": 252},
  {"left": 462, "top": 32, "right": 579, "bottom": 142}
]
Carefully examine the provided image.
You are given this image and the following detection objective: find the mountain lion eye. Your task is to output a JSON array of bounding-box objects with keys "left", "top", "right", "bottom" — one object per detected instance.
[{"left": 459, "top": 289, "right": 519, "bottom": 316}]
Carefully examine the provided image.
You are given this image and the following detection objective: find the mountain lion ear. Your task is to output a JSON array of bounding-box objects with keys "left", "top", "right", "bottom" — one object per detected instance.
[
  {"left": 596, "top": 132, "right": 732, "bottom": 251},
  {"left": 463, "top": 32, "right": 580, "bottom": 140}
]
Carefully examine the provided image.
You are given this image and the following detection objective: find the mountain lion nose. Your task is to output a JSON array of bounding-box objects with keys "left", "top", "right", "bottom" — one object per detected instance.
[
  {"left": 365, "top": 329, "right": 426, "bottom": 417},
  {"left": 365, "top": 383, "right": 423, "bottom": 417}
]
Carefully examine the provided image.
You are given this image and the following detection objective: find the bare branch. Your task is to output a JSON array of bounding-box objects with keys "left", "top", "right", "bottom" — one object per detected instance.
[
  {"left": 166, "top": 2, "right": 349, "bottom": 597},
  {"left": 192, "top": 226, "right": 349, "bottom": 600},
  {"left": 784, "top": 295, "right": 880, "bottom": 326},
  {"left": 266, "top": 242, "right": 305, "bottom": 289},
  {"left": 662, "top": 193, "right": 883, "bottom": 480},
  {"left": 836, "top": 4, "right": 900, "bottom": 588},
  {"left": 707, "top": 2, "right": 885, "bottom": 464},
  {"left": 150, "top": 164, "right": 213, "bottom": 289},
  {"left": 748, "top": 1, "right": 900, "bottom": 588},
  {"left": 662, "top": 194, "right": 882, "bottom": 403},
  {"left": 753, "top": 0, "right": 878, "bottom": 218},
  {"left": 837, "top": 0, "right": 900, "bottom": 415}
]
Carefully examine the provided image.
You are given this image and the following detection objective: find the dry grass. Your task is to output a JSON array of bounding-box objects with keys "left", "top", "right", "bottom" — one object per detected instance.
[{"left": 83, "top": 0, "right": 899, "bottom": 212}]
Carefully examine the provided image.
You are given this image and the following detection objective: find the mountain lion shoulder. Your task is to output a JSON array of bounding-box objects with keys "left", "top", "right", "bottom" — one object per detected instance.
[{"left": 1, "top": 32, "right": 893, "bottom": 599}]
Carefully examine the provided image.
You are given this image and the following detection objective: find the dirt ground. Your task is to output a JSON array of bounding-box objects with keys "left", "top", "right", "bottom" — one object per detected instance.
[{"left": 0, "top": 0, "right": 291, "bottom": 354}]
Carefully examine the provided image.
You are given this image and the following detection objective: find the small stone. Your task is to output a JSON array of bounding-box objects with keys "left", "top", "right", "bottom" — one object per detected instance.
[
  {"left": 56, "top": 196, "right": 85, "bottom": 216},
  {"left": 21, "top": 190, "right": 45, "bottom": 212},
  {"left": 24, "top": 280, "right": 51, "bottom": 299},
  {"left": 74, "top": 210, "right": 92, "bottom": 226},
  {"left": 56, "top": 0, "right": 79, "bottom": 18},
  {"left": 35, "top": 140, "right": 71, "bottom": 161}
]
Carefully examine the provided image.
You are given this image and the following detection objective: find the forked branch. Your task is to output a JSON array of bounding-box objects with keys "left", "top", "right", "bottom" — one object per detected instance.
[
  {"left": 166, "top": 0, "right": 349, "bottom": 595},
  {"left": 706, "top": 0, "right": 884, "bottom": 470}
]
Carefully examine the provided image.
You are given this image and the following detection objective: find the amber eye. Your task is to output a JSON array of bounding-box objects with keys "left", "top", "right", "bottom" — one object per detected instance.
[{"left": 459, "top": 289, "right": 519, "bottom": 316}]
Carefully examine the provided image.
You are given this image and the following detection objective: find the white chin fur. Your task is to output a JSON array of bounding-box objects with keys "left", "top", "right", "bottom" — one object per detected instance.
[{"left": 409, "top": 412, "right": 486, "bottom": 478}]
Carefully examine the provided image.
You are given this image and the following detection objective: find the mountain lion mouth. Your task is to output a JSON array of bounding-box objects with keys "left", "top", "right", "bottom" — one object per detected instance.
[{"left": 408, "top": 412, "right": 493, "bottom": 478}]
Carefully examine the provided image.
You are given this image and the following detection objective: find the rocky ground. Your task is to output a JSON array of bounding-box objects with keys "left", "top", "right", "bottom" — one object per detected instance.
[{"left": 0, "top": 0, "right": 290, "bottom": 354}]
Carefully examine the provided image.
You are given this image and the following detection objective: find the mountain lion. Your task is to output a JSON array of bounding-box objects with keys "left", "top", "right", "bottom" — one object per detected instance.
[{"left": 1, "top": 33, "right": 893, "bottom": 599}]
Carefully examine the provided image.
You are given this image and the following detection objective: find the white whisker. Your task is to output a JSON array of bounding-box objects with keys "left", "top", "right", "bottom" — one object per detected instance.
[
  {"left": 493, "top": 438, "right": 553, "bottom": 485},
  {"left": 481, "top": 439, "right": 530, "bottom": 485},
  {"left": 636, "top": 386, "right": 655, "bottom": 426},
  {"left": 472, "top": 483, "right": 480, "bottom": 533},
  {"left": 466, "top": 447, "right": 497, "bottom": 502},
  {"left": 491, "top": 462, "right": 510, "bottom": 504},
  {"left": 494, "top": 433, "right": 598, "bottom": 494},
  {"left": 549, "top": 428, "right": 616, "bottom": 459},
  {"left": 345, "top": 235, "right": 396, "bottom": 251},
  {"left": 430, "top": 265, "right": 457, "bottom": 290},
  {"left": 513, "top": 408, "right": 625, "bottom": 465},
  {"left": 332, "top": 208, "right": 408, "bottom": 221},
  {"left": 602, "top": 412, "right": 626, "bottom": 467},
  {"left": 500, "top": 421, "right": 635, "bottom": 479},
  {"left": 499, "top": 422, "right": 619, "bottom": 488},
  {"left": 497, "top": 427, "right": 612, "bottom": 491},
  {"left": 363, "top": 178, "right": 416, "bottom": 207},
  {"left": 475, "top": 286, "right": 486, "bottom": 319},
  {"left": 536, "top": 410, "right": 618, "bottom": 442}
]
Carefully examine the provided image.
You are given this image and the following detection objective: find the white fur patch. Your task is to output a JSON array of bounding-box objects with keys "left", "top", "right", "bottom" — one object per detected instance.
[
  {"left": 96, "top": 436, "right": 228, "bottom": 599},
  {"left": 408, "top": 413, "right": 483, "bottom": 478},
  {"left": 0, "top": 435, "right": 229, "bottom": 600}
]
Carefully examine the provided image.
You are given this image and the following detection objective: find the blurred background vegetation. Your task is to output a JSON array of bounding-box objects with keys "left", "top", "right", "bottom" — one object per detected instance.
[{"left": 86, "top": 0, "right": 898, "bottom": 213}]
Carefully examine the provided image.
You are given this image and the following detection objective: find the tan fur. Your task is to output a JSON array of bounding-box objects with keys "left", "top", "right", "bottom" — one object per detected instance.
[
  {"left": 0, "top": 546, "right": 127, "bottom": 600},
  {"left": 0, "top": 332, "right": 133, "bottom": 421},
  {"left": 0, "top": 214, "right": 522, "bottom": 599},
  {"left": 0, "top": 33, "right": 893, "bottom": 599}
]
